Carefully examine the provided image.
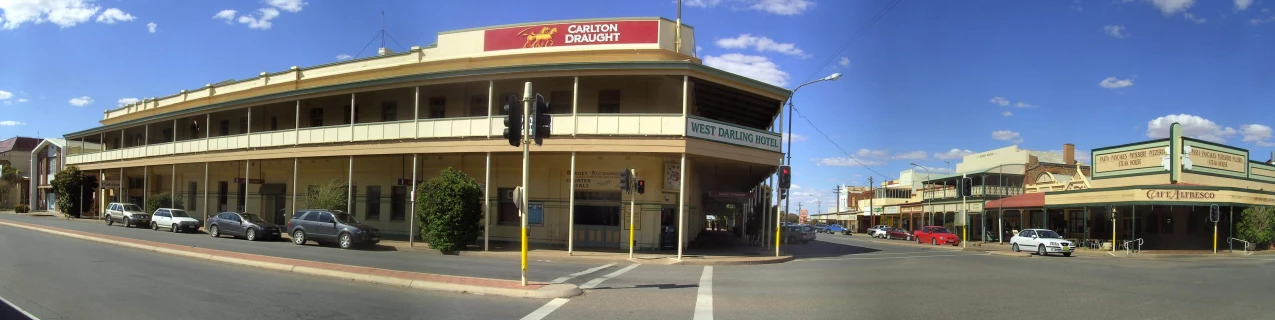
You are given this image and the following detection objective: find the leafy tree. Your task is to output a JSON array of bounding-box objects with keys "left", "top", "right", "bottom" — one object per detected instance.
[
  {"left": 1236, "top": 206, "right": 1275, "bottom": 249},
  {"left": 52, "top": 166, "right": 97, "bottom": 217},
  {"left": 145, "top": 192, "right": 185, "bottom": 214},
  {"left": 785, "top": 213, "right": 800, "bottom": 223},
  {"left": 416, "top": 167, "right": 483, "bottom": 253},
  {"left": 0, "top": 165, "right": 20, "bottom": 207},
  {"left": 303, "top": 179, "right": 349, "bottom": 212}
]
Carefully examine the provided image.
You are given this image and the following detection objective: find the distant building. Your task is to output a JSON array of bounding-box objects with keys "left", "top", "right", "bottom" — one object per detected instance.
[{"left": 0, "top": 136, "right": 41, "bottom": 207}]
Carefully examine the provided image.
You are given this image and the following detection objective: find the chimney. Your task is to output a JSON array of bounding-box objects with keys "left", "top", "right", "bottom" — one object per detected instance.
[{"left": 1063, "top": 143, "right": 1076, "bottom": 165}]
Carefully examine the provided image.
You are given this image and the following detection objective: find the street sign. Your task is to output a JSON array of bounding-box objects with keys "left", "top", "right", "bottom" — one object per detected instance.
[
  {"left": 233, "top": 178, "right": 264, "bottom": 184},
  {"left": 100, "top": 180, "right": 121, "bottom": 189}
]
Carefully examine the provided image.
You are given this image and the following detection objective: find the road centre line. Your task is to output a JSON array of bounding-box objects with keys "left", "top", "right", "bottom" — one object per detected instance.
[
  {"left": 551, "top": 263, "right": 616, "bottom": 284},
  {"left": 519, "top": 298, "right": 570, "bottom": 320},
  {"left": 578, "top": 263, "right": 639, "bottom": 289},
  {"left": 693, "top": 266, "right": 713, "bottom": 320}
]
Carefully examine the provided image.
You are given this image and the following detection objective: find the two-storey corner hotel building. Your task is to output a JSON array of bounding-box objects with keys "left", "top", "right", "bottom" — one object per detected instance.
[{"left": 52, "top": 17, "right": 788, "bottom": 251}]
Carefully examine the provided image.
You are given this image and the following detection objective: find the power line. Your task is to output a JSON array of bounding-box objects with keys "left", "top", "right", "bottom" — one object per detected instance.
[
  {"left": 790, "top": 105, "right": 891, "bottom": 181},
  {"left": 352, "top": 30, "right": 381, "bottom": 59},
  {"left": 800, "top": 0, "right": 905, "bottom": 83}
]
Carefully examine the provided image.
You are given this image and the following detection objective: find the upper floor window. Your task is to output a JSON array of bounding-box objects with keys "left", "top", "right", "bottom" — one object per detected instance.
[
  {"left": 429, "top": 97, "right": 446, "bottom": 118},
  {"left": 598, "top": 90, "right": 620, "bottom": 113},
  {"left": 219, "top": 120, "right": 230, "bottom": 136},
  {"left": 469, "top": 95, "right": 487, "bottom": 117},
  {"left": 239, "top": 117, "right": 248, "bottom": 134},
  {"left": 343, "top": 104, "right": 360, "bottom": 124},
  {"left": 270, "top": 117, "right": 279, "bottom": 131},
  {"left": 309, "top": 108, "right": 324, "bottom": 127},
  {"left": 550, "top": 90, "right": 571, "bottom": 114},
  {"left": 382, "top": 101, "right": 398, "bottom": 121}
]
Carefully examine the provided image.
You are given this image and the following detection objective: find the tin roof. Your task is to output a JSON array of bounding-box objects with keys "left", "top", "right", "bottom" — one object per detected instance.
[{"left": 0, "top": 137, "right": 41, "bottom": 153}]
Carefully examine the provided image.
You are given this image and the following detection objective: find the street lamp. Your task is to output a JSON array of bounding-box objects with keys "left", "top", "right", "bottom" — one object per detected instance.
[
  {"left": 910, "top": 163, "right": 931, "bottom": 231},
  {"left": 781, "top": 73, "right": 841, "bottom": 245}
]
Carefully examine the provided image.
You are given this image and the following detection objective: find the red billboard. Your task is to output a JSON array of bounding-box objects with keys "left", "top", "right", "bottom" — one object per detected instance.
[
  {"left": 800, "top": 209, "right": 808, "bottom": 224},
  {"left": 483, "top": 20, "right": 660, "bottom": 52}
]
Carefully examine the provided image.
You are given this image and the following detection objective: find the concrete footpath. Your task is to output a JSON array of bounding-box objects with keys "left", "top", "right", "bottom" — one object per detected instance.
[{"left": 0, "top": 219, "right": 581, "bottom": 299}]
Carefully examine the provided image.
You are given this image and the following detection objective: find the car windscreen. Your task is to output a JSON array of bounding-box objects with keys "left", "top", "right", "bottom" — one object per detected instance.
[
  {"left": 240, "top": 213, "right": 266, "bottom": 223},
  {"left": 334, "top": 212, "right": 361, "bottom": 224},
  {"left": 931, "top": 227, "right": 951, "bottom": 234},
  {"left": 169, "top": 210, "right": 190, "bottom": 218},
  {"left": 122, "top": 204, "right": 143, "bottom": 212},
  {"left": 1037, "top": 230, "right": 1062, "bottom": 238}
]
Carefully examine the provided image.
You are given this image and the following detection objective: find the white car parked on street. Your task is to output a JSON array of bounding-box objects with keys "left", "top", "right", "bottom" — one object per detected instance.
[
  {"left": 1010, "top": 229, "right": 1075, "bottom": 257},
  {"left": 868, "top": 225, "right": 891, "bottom": 238},
  {"left": 149, "top": 208, "right": 202, "bottom": 233}
]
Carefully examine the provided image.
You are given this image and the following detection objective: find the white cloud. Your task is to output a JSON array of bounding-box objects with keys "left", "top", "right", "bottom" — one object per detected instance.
[
  {"left": 838, "top": 57, "right": 851, "bottom": 67},
  {"left": 695, "top": 45, "right": 703, "bottom": 56},
  {"left": 855, "top": 149, "right": 888, "bottom": 159},
  {"left": 238, "top": 8, "right": 280, "bottom": 30},
  {"left": 68, "top": 96, "right": 93, "bottom": 106},
  {"left": 790, "top": 184, "right": 801, "bottom": 190},
  {"left": 715, "top": 34, "right": 808, "bottom": 57},
  {"left": 16, "top": 98, "right": 27, "bottom": 103},
  {"left": 0, "top": 0, "right": 100, "bottom": 30},
  {"left": 1182, "top": 12, "right": 1206, "bottom": 24},
  {"left": 0, "top": 90, "right": 11, "bottom": 99},
  {"left": 1148, "top": 0, "right": 1196, "bottom": 15},
  {"left": 1104, "top": 25, "right": 1129, "bottom": 38},
  {"left": 1002, "top": 111, "right": 1013, "bottom": 117},
  {"left": 702, "top": 53, "right": 790, "bottom": 87},
  {"left": 116, "top": 97, "right": 139, "bottom": 107},
  {"left": 1015, "top": 101, "right": 1035, "bottom": 108},
  {"left": 95, "top": 8, "right": 134, "bottom": 24},
  {"left": 989, "top": 96, "right": 1009, "bottom": 106},
  {"left": 1236, "top": 0, "right": 1253, "bottom": 10},
  {"left": 1251, "top": 15, "right": 1275, "bottom": 25},
  {"left": 816, "top": 157, "right": 884, "bottom": 167},
  {"left": 914, "top": 165, "right": 954, "bottom": 174},
  {"left": 1240, "top": 124, "right": 1275, "bottom": 146},
  {"left": 1047, "top": 149, "right": 1094, "bottom": 165},
  {"left": 892, "top": 151, "right": 928, "bottom": 160},
  {"left": 265, "top": 0, "right": 308, "bottom": 12},
  {"left": 783, "top": 133, "right": 807, "bottom": 142},
  {"left": 335, "top": 54, "right": 352, "bottom": 60},
  {"left": 0, "top": 120, "right": 26, "bottom": 126},
  {"left": 1145, "top": 114, "right": 1237, "bottom": 143},
  {"left": 684, "top": 0, "right": 725, "bottom": 8},
  {"left": 991, "top": 130, "right": 1022, "bottom": 143},
  {"left": 749, "top": 0, "right": 814, "bottom": 15},
  {"left": 213, "top": 10, "right": 237, "bottom": 23},
  {"left": 1099, "top": 76, "right": 1134, "bottom": 89},
  {"left": 934, "top": 149, "right": 974, "bottom": 160},
  {"left": 146, "top": 22, "right": 156, "bottom": 33}
]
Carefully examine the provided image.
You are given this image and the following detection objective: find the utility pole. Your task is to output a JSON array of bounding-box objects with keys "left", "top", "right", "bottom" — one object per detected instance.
[
  {"left": 869, "top": 176, "right": 875, "bottom": 227},
  {"left": 519, "top": 82, "right": 531, "bottom": 286}
]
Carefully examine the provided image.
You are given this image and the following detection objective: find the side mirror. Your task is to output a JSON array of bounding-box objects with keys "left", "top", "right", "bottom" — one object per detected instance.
[{"left": 1032, "top": 235, "right": 1038, "bottom": 239}]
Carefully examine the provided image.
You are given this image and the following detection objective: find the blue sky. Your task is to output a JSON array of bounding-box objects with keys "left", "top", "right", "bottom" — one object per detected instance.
[{"left": 2, "top": 0, "right": 1274, "bottom": 212}]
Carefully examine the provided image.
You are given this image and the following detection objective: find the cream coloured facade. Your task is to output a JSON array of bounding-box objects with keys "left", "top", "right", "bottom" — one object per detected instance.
[{"left": 58, "top": 17, "right": 786, "bottom": 251}]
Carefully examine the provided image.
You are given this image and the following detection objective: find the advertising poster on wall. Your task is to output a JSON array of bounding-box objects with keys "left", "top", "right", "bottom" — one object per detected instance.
[
  {"left": 528, "top": 202, "right": 544, "bottom": 227},
  {"left": 663, "top": 163, "right": 681, "bottom": 192}
]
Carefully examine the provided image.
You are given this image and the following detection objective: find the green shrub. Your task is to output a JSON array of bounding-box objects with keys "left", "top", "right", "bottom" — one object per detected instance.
[
  {"left": 416, "top": 167, "right": 483, "bottom": 253},
  {"left": 145, "top": 192, "right": 185, "bottom": 214},
  {"left": 14, "top": 204, "right": 30, "bottom": 213},
  {"left": 1236, "top": 206, "right": 1275, "bottom": 249},
  {"left": 52, "top": 166, "right": 97, "bottom": 218},
  {"left": 303, "top": 179, "right": 349, "bottom": 213}
]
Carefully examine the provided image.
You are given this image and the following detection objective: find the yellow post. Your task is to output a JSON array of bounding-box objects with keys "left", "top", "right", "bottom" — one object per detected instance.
[
  {"left": 627, "top": 168, "right": 636, "bottom": 259},
  {"left": 775, "top": 214, "right": 781, "bottom": 256},
  {"left": 1213, "top": 223, "right": 1217, "bottom": 254}
]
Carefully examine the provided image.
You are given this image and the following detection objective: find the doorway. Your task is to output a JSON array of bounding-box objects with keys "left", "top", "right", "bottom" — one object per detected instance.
[{"left": 258, "top": 184, "right": 287, "bottom": 224}]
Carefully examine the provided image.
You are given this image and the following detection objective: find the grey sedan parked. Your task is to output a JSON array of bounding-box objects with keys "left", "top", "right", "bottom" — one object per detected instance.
[
  {"left": 207, "top": 212, "right": 282, "bottom": 241},
  {"left": 287, "top": 209, "right": 380, "bottom": 249}
]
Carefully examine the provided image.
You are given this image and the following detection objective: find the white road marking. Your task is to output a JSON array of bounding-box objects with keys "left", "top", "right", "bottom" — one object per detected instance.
[
  {"left": 520, "top": 298, "right": 570, "bottom": 320},
  {"left": 578, "top": 263, "right": 639, "bottom": 289},
  {"left": 0, "top": 295, "right": 41, "bottom": 320},
  {"left": 693, "top": 266, "right": 714, "bottom": 320},
  {"left": 795, "top": 253, "right": 988, "bottom": 262},
  {"left": 551, "top": 263, "right": 616, "bottom": 284}
]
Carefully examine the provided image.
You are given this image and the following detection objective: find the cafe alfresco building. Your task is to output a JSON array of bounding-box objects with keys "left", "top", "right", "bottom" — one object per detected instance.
[{"left": 55, "top": 17, "right": 786, "bottom": 252}]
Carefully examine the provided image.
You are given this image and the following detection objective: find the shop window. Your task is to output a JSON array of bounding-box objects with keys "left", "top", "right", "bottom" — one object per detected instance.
[
  {"left": 597, "top": 90, "right": 620, "bottom": 113},
  {"left": 1069, "top": 212, "right": 1085, "bottom": 236},
  {"left": 573, "top": 205, "right": 620, "bottom": 226},
  {"left": 382, "top": 101, "right": 398, "bottom": 121},
  {"left": 498, "top": 187, "right": 519, "bottom": 225},
  {"left": 1161, "top": 213, "right": 1173, "bottom": 234},
  {"left": 429, "top": 97, "right": 446, "bottom": 118},
  {"left": 550, "top": 90, "right": 571, "bottom": 114},
  {"left": 469, "top": 95, "right": 487, "bottom": 117},
  {"left": 309, "top": 108, "right": 324, "bottom": 127},
  {"left": 365, "top": 186, "right": 381, "bottom": 220},
  {"left": 390, "top": 186, "right": 406, "bottom": 221}
]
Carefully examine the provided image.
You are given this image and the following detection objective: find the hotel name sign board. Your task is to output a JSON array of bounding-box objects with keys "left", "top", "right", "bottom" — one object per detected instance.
[
  {"left": 1093, "top": 146, "right": 1167, "bottom": 173},
  {"left": 687, "top": 117, "right": 782, "bottom": 152}
]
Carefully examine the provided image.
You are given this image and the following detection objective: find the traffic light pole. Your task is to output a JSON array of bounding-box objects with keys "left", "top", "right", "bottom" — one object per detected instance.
[
  {"left": 520, "top": 82, "right": 531, "bottom": 287},
  {"left": 629, "top": 169, "right": 636, "bottom": 259}
]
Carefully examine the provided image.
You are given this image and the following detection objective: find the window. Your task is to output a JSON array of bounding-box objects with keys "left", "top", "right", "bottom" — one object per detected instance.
[
  {"left": 498, "top": 187, "right": 519, "bottom": 225},
  {"left": 309, "top": 108, "right": 324, "bottom": 127},
  {"left": 303, "top": 211, "right": 320, "bottom": 221},
  {"left": 391, "top": 186, "right": 406, "bottom": 221},
  {"left": 1145, "top": 213, "right": 1158, "bottom": 234},
  {"left": 239, "top": 117, "right": 248, "bottom": 134},
  {"left": 1188, "top": 211, "right": 1201, "bottom": 234},
  {"left": 597, "top": 90, "right": 620, "bottom": 113},
  {"left": 381, "top": 101, "right": 398, "bottom": 121},
  {"left": 162, "top": 128, "right": 173, "bottom": 142},
  {"left": 270, "top": 117, "right": 279, "bottom": 131},
  {"left": 429, "top": 97, "right": 446, "bottom": 118},
  {"left": 1069, "top": 212, "right": 1085, "bottom": 235},
  {"left": 343, "top": 104, "right": 360, "bottom": 124},
  {"left": 317, "top": 212, "right": 334, "bottom": 223},
  {"left": 190, "top": 121, "right": 202, "bottom": 138},
  {"left": 365, "top": 186, "right": 381, "bottom": 220},
  {"left": 1161, "top": 213, "right": 1173, "bottom": 234},
  {"left": 218, "top": 181, "right": 228, "bottom": 212},
  {"left": 219, "top": 120, "right": 230, "bottom": 136},
  {"left": 237, "top": 182, "right": 246, "bottom": 212},
  {"left": 550, "top": 90, "right": 572, "bottom": 114},
  {"left": 188, "top": 182, "right": 198, "bottom": 212},
  {"left": 469, "top": 95, "right": 487, "bottom": 117}
]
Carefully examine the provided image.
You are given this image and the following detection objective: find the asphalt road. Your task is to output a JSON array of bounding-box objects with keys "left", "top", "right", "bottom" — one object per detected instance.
[
  {"left": 0, "top": 222, "right": 549, "bottom": 320},
  {"left": 0, "top": 214, "right": 591, "bottom": 283}
]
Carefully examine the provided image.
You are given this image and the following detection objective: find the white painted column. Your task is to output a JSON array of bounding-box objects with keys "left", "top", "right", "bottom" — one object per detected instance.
[
  {"left": 246, "top": 106, "right": 252, "bottom": 148},
  {"left": 243, "top": 160, "right": 249, "bottom": 212},
  {"left": 678, "top": 153, "right": 687, "bottom": 259},
  {"left": 349, "top": 93, "right": 356, "bottom": 142},
  {"left": 205, "top": 114, "right": 211, "bottom": 151},
  {"left": 410, "top": 154, "right": 417, "bottom": 246},
  {"left": 292, "top": 158, "right": 298, "bottom": 217},
  {"left": 486, "top": 81, "right": 494, "bottom": 138},
  {"left": 347, "top": 156, "right": 354, "bottom": 214},
  {"left": 413, "top": 86, "right": 420, "bottom": 139},
  {"left": 202, "top": 162, "right": 208, "bottom": 221},
  {"left": 682, "top": 75, "right": 689, "bottom": 125},
  {"left": 294, "top": 100, "right": 300, "bottom": 145},
  {"left": 572, "top": 76, "right": 579, "bottom": 137},
  {"left": 143, "top": 166, "right": 148, "bottom": 210},
  {"left": 171, "top": 164, "right": 176, "bottom": 208},
  {"left": 119, "top": 167, "right": 124, "bottom": 208},
  {"left": 484, "top": 152, "right": 491, "bottom": 251},
  {"left": 568, "top": 151, "right": 576, "bottom": 255}
]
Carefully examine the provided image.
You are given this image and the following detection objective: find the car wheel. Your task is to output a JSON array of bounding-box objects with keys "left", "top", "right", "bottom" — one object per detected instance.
[
  {"left": 916, "top": 237, "right": 921, "bottom": 244},
  {"left": 151, "top": 222, "right": 158, "bottom": 231},
  {"left": 105, "top": 215, "right": 113, "bottom": 226},
  {"left": 1038, "top": 244, "right": 1046, "bottom": 256},
  {"left": 210, "top": 225, "right": 220, "bottom": 238},
  {"left": 932, "top": 238, "right": 937, "bottom": 245},
  {"left": 293, "top": 230, "right": 307, "bottom": 245},
  {"left": 1063, "top": 252, "right": 1072, "bottom": 257},
  {"left": 246, "top": 229, "right": 257, "bottom": 242},
  {"left": 123, "top": 218, "right": 131, "bottom": 228},
  {"left": 171, "top": 224, "right": 178, "bottom": 233},
  {"left": 339, "top": 233, "right": 353, "bottom": 249},
  {"left": 1012, "top": 243, "right": 1020, "bottom": 252}
]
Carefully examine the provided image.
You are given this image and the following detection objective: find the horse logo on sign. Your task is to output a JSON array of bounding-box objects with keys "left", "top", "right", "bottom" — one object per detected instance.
[{"left": 519, "top": 27, "right": 558, "bottom": 48}]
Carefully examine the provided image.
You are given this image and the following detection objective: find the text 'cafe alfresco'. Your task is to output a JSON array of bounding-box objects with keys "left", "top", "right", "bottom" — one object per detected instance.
[{"left": 990, "top": 122, "right": 1275, "bottom": 251}]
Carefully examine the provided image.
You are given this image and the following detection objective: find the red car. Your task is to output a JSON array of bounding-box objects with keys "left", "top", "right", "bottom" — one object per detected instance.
[
  {"left": 914, "top": 226, "right": 960, "bottom": 246},
  {"left": 885, "top": 228, "right": 912, "bottom": 240}
]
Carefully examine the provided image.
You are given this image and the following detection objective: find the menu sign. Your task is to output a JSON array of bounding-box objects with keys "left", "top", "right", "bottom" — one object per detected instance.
[
  {"left": 1094, "top": 146, "right": 1167, "bottom": 173},
  {"left": 1187, "top": 146, "right": 1246, "bottom": 173}
]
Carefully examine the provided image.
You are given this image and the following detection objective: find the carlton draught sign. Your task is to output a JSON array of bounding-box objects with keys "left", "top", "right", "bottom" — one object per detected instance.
[{"left": 483, "top": 20, "right": 659, "bottom": 52}]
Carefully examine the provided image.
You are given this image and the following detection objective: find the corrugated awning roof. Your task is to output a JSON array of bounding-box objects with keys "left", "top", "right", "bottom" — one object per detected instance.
[{"left": 984, "top": 192, "right": 1044, "bottom": 209}]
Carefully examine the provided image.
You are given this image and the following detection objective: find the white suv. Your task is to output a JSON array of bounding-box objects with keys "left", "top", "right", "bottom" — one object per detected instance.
[
  {"left": 149, "top": 208, "right": 202, "bottom": 233},
  {"left": 104, "top": 203, "right": 150, "bottom": 228},
  {"left": 868, "top": 225, "right": 891, "bottom": 238}
]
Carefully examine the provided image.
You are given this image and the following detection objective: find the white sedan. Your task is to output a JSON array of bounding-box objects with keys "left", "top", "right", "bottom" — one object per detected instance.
[{"left": 1010, "top": 229, "right": 1075, "bottom": 257}]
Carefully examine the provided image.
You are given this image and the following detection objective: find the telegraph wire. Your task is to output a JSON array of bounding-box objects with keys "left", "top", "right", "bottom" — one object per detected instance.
[
  {"left": 791, "top": 105, "right": 891, "bottom": 181},
  {"left": 800, "top": 0, "right": 904, "bottom": 83}
]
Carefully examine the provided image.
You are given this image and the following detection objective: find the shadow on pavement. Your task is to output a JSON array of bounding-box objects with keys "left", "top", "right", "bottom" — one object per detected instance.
[
  {"left": 783, "top": 238, "right": 882, "bottom": 259},
  {"left": 591, "top": 283, "right": 700, "bottom": 291}
]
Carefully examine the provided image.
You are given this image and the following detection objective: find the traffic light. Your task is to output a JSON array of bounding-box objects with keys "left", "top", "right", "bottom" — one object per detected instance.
[
  {"left": 619, "top": 168, "right": 631, "bottom": 192},
  {"left": 636, "top": 179, "right": 645, "bottom": 194},
  {"left": 958, "top": 177, "right": 973, "bottom": 197},
  {"left": 780, "top": 188, "right": 788, "bottom": 200},
  {"left": 501, "top": 95, "right": 523, "bottom": 147},
  {"left": 778, "top": 165, "right": 792, "bottom": 190},
  {"left": 1209, "top": 204, "right": 1220, "bottom": 223},
  {"left": 530, "top": 93, "right": 552, "bottom": 146}
]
